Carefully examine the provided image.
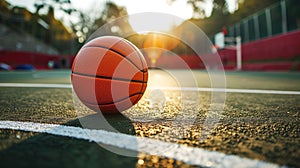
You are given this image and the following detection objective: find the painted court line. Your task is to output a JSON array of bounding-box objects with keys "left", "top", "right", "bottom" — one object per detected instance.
[
  {"left": 0, "top": 120, "right": 282, "bottom": 168},
  {"left": 156, "top": 86, "right": 300, "bottom": 95},
  {"left": 1, "top": 83, "right": 300, "bottom": 95},
  {"left": 0, "top": 83, "right": 71, "bottom": 89}
]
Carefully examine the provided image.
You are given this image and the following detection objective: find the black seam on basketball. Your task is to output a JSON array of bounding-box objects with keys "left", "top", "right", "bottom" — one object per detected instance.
[
  {"left": 123, "top": 39, "right": 148, "bottom": 104},
  {"left": 72, "top": 72, "right": 147, "bottom": 83},
  {"left": 83, "top": 45, "right": 147, "bottom": 73},
  {"left": 83, "top": 92, "right": 144, "bottom": 106},
  {"left": 135, "top": 72, "right": 147, "bottom": 104},
  {"left": 123, "top": 39, "right": 146, "bottom": 70}
]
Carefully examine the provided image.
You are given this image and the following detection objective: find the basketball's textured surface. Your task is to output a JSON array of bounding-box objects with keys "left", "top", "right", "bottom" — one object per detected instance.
[{"left": 71, "top": 36, "right": 148, "bottom": 113}]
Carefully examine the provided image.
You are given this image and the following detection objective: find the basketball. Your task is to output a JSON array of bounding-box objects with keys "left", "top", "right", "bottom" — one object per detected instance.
[{"left": 71, "top": 36, "right": 148, "bottom": 114}]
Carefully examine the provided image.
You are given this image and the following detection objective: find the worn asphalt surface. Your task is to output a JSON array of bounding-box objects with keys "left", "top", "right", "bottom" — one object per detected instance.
[{"left": 0, "top": 70, "right": 299, "bottom": 167}]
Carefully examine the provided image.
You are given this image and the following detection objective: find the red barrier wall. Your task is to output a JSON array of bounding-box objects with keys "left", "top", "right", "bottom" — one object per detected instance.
[
  {"left": 214, "top": 30, "right": 300, "bottom": 71},
  {"left": 147, "top": 30, "right": 300, "bottom": 70},
  {"left": 242, "top": 30, "right": 300, "bottom": 61},
  {"left": 220, "top": 30, "right": 300, "bottom": 63},
  {"left": 0, "top": 50, "right": 74, "bottom": 69},
  {"left": 1, "top": 30, "right": 300, "bottom": 71}
]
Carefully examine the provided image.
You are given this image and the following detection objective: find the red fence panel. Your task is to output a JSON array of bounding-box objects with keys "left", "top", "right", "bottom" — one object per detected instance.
[
  {"left": 242, "top": 30, "right": 300, "bottom": 62},
  {"left": 0, "top": 50, "right": 73, "bottom": 69},
  {"left": 2, "top": 29, "right": 300, "bottom": 71}
]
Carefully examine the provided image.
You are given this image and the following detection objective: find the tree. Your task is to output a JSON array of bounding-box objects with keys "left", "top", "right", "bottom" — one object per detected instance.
[
  {"left": 34, "top": 0, "right": 75, "bottom": 15},
  {"left": 187, "top": 0, "right": 206, "bottom": 19},
  {"left": 32, "top": 0, "right": 132, "bottom": 53},
  {"left": 229, "top": 0, "right": 281, "bottom": 23},
  {"left": 210, "top": 0, "right": 229, "bottom": 17},
  {"left": 181, "top": 0, "right": 230, "bottom": 36},
  {"left": 33, "top": 0, "right": 78, "bottom": 32},
  {"left": 69, "top": 11, "right": 91, "bottom": 43},
  {"left": 33, "top": 0, "right": 79, "bottom": 54},
  {"left": 88, "top": 2, "right": 133, "bottom": 39},
  {"left": 181, "top": 0, "right": 230, "bottom": 19}
]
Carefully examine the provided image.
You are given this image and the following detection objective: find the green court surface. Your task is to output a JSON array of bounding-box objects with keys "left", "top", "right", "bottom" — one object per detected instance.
[
  {"left": 0, "top": 70, "right": 299, "bottom": 168},
  {"left": 1, "top": 70, "right": 300, "bottom": 89}
]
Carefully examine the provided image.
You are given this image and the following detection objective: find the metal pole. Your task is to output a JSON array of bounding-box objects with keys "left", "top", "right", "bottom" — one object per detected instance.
[
  {"left": 243, "top": 19, "right": 249, "bottom": 42},
  {"left": 281, "top": 0, "right": 287, "bottom": 33},
  {"left": 265, "top": 8, "right": 272, "bottom": 37},
  {"left": 229, "top": 26, "right": 234, "bottom": 38},
  {"left": 235, "top": 23, "right": 240, "bottom": 37},
  {"left": 254, "top": 14, "right": 260, "bottom": 40},
  {"left": 236, "top": 36, "right": 242, "bottom": 71}
]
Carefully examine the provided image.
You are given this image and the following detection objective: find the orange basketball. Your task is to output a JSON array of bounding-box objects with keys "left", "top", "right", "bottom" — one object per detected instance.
[{"left": 71, "top": 36, "right": 148, "bottom": 114}]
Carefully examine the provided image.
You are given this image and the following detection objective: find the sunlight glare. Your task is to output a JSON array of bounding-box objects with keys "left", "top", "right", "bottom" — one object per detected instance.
[{"left": 114, "top": 0, "right": 193, "bottom": 32}]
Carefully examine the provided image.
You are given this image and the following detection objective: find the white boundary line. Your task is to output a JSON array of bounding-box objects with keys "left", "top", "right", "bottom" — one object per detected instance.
[
  {"left": 1, "top": 83, "right": 300, "bottom": 95},
  {"left": 0, "top": 120, "right": 282, "bottom": 168},
  {"left": 154, "top": 86, "right": 300, "bottom": 95},
  {"left": 0, "top": 83, "right": 72, "bottom": 89}
]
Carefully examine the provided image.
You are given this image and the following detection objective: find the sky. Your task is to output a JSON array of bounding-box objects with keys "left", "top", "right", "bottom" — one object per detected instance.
[{"left": 6, "top": 0, "right": 237, "bottom": 32}]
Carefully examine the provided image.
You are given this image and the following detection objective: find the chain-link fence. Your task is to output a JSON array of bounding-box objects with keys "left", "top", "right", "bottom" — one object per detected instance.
[{"left": 227, "top": 0, "right": 299, "bottom": 43}]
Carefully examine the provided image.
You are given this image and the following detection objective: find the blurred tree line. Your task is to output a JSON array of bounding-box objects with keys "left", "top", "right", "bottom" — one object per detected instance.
[
  {"left": 0, "top": 0, "right": 132, "bottom": 55},
  {"left": 32, "top": 0, "right": 132, "bottom": 54}
]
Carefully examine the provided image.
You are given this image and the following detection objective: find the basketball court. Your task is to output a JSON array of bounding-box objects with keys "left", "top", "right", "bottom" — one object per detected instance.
[{"left": 0, "top": 69, "right": 299, "bottom": 167}]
